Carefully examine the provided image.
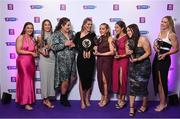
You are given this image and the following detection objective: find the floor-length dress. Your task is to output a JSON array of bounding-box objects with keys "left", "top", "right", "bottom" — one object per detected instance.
[{"left": 16, "top": 34, "right": 36, "bottom": 105}]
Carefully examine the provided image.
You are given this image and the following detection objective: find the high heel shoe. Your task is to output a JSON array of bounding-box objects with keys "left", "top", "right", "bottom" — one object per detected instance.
[
  {"left": 115, "top": 101, "right": 126, "bottom": 109},
  {"left": 80, "top": 101, "right": 86, "bottom": 109},
  {"left": 138, "top": 106, "right": 148, "bottom": 113},
  {"left": 25, "top": 105, "right": 33, "bottom": 111},
  {"left": 99, "top": 98, "right": 109, "bottom": 107},
  {"left": 129, "top": 107, "right": 135, "bottom": 117},
  {"left": 154, "top": 104, "right": 167, "bottom": 112},
  {"left": 43, "top": 100, "right": 54, "bottom": 109}
]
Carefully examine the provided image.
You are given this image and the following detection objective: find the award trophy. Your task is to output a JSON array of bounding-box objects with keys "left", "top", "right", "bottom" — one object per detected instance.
[
  {"left": 127, "top": 39, "right": 135, "bottom": 59},
  {"left": 154, "top": 38, "right": 163, "bottom": 60}
]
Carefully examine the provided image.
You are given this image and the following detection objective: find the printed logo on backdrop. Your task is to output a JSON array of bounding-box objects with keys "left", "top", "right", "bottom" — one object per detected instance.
[
  {"left": 9, "top": 29, "right": 15, "bottom": 35},
  {"left": 109, "top": 18, "right": 122, "bottom": 22},
  {"left": 34, "top": 17, "right": 40, "bottom": 23},
  {"left": 11, "top": 77, "right": 16, "bottom": 82},
  {"left": 5, "top": 17, "right": 18, "bottom": 22},
  {"left": 136, "top": 5, "right": 150, "bottom": 10},
  {"left": 60, "top": 4, "right": 66, "bottom": 10},
  {"left": 8, "top": 89, "right": 16, "bottom": 93},
  {"left": 7, "top": 66, "right": 16, "bottom": 70},
  {"left": 113, "top": 4, "right": 119, "bottom": 11},
  {"left": 112, "top": 30, "right": 116, "bottom": 36},
  {"left": 140, "top": 30, "right": 149, "bottom": 35},
  {"left": 139, "top": 17, "right": 146, "bottom": 23},
  {"left": 6, "top": 42, "right": 16, "bottom": 46},
  {"left": 7, "top": 4, "right": 13, "bottom": 10},
  {"left": 36, "top": 89, "right": 41, "bottom": 94},
  {"left": 34, "top": 30, "right": 41, "bottom": 34},
  {"left": 30, "top": 5, "right": 43, "bottom": 9},
  {"left": 167, "top": 4, "right": 173, "bottom": 10},
  {"left": 10, "top": 53, "right": 16, "bottom": 59},
  {"left": 83, "top": 5, "right": 96, "bottom": 10}
]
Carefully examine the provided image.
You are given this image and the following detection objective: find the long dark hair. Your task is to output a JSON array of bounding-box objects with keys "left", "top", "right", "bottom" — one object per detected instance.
[
  {"left": 20, "top": 22, "right": 34, "bottom": 37},
  {"left": 81, "top": 17, "right": 92, "bottom": 32},
  {"left": 54, "top": 17, "right": 70, "bottom": 32},
  {"left": 115, "top": 20, "right": 127, "bottom": 39},
  {"left": 127, "top": 24, "right": 140, "bottom": 48}
]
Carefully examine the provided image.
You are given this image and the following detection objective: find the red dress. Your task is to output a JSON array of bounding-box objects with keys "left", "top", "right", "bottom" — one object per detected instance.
[{"left": 112, "top": 35, "right": 129, "bottom": 94}]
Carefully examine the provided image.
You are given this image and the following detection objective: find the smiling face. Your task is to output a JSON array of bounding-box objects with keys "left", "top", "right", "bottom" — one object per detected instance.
[
  {"left": 43, "top": 21, "right": 51, "bottom": 32},
  {"left": 160, "top": 17, "right": 170, "bottom": 31},
  {"left": 99, "top": 24, "right": 108, "bottom": 36},
  {"left": 83, "top": 20, "right": 92, "bottom": 32},
  {"left": 61, "top": 21, "right": 71, "bottom": 33},
  {"left": 127, "top": 27, "right": 133, "bottom": 38},
  {"left": 25, "top": 24, "right": 34, "bottom": 36},
  {"left": 114, "top": 24, "right": 124, "bottom": 35}
]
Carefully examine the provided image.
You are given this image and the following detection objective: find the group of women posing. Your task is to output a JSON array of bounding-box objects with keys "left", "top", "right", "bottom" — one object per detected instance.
[{"left": 15, "top": 16, "right": 179, "bottom": 117}]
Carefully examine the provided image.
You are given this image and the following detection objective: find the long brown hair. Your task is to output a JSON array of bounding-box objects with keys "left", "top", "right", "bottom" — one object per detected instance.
[
  {"left": 100, "top": 23, "right": 111, "bottom": 38},
  {"left": 41, "top": 19, "right": 53, "bottom": 41},
  {"left": 20, "top": 22, "right": 34, "bottom": 37},
  {"left": 54, "top": 17, "right": 70, "bottom": 32}
]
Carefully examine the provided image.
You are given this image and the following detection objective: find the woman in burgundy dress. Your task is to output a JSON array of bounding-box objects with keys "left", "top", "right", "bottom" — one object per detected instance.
[
  {"left": 16, "top": 22, "right": 37, "bottom": 110},
  {"left": 112, "top": 21, "right": 129, "bottom": 109},
  {"left": 94, "top": 23, "right": 114, "bottom": 107}
]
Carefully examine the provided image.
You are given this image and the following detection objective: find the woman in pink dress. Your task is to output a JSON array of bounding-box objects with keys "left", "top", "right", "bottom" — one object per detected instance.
[
  {"left": 16, "top": 22, "right": 37, "bottom": 110},
  {"left": 112, "top": 21, "right": 129, "bottom": 109}
]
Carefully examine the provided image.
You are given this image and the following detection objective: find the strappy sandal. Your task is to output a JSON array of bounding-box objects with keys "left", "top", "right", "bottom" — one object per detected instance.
[
  {"left": 138, "top": 106, "right": 148, "bottom": 113},
  {"left": 129, "top": 107, "right": 135, "bottom": 117},
  {"left": 43, "top": 100, "right": 54, "bottom": 109},
  {"left": 116, "top": 101, "right": 126, "bottom": 109}
]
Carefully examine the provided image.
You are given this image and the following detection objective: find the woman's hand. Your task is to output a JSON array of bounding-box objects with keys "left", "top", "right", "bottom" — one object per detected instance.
[{"left": 158, "top": 54, "right": 166, "bottom": 60}]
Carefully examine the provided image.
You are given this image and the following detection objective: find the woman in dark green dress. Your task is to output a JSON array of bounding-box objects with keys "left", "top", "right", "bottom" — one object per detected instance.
[{"left": 50, "top": 17, "right": 76, "bottom": 107}]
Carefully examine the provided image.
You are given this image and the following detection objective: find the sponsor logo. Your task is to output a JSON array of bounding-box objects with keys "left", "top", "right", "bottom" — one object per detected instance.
[
  {"left": 30, "top": 5, "right": 43, "bottom": 9},
  {"left": 7, "top": 4, "right": 13, "bottom": 10},
  {"left": 83, "top": 5, "right": 96, "bottom": 9},
  {"left": 34, "top": 30, "right": 41, "bottom": 34},
  {"left": 36, "top": 89, "right": 41, "bottom": 94},
  {"left": 10, "top": 53, "right": 16, "bottom": 59},
  {"left": 9, "top": 29, "right": 15, "bottom": 35},
  {"left": 7, "top": 66, "right": 16, "bottom": 70},
  {"left": 140, "top": 30, "right": 149, "bottom": 35},
  {"left": 112, "top": 30, "right": 116, "bottom": 36},
  {"left": 167, "top": 4, "right": 173, "bottom": 10},
  {"left": 109, "top": 18, "right": 122, "bottom": 22},
  {"left": 6, "top": 42, "right": 16, "bottom": 46},
  {"left": 60, "top": 4, "right": 66, "bottom": 10},
  {"left": 139, "top": 17, "right": 145, "bottom": 23},
  {"left": 8, "top": 89, "right": 16, "bottom": 93},
  {"left": 136, "top": 5, "right": 150, "bottom": 9},
  {"left": 34, "top": 17, "right": 40, "bottom": 23},
  {"left": 11, "top": 77, "right": 16, "bottom": 82},
  {"left": 113, "top": 4, "right": 119, "bottom": 11},
  {"left": 5, "top": 17, "right": 17, "bottom": 22}
]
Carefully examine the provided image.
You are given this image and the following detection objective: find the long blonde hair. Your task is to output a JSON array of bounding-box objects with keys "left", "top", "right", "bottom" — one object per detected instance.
[{"left": 163, "top": 16, "right": 176, "bottom": 33}]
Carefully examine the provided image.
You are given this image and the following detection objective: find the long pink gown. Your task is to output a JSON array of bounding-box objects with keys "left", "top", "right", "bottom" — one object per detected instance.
[
  {"left": 16, "top": 34, "right": 36, "bottom": 105},
  {"left": 112, "top": 35, "right": 129, "bottom": 94}
]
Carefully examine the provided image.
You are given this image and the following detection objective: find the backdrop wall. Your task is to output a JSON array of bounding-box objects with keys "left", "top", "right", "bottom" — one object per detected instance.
[{"left": 1, "top": 0, "right": 180, "bottom": 100}]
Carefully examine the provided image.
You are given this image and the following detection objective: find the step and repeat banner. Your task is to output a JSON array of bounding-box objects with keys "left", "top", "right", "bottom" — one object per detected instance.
[{"left": 1, "top": 0, "right": 180, "bottom": 100}]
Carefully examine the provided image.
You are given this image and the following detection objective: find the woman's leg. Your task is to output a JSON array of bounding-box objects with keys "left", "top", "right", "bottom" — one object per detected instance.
[
  {"left": 129, "top": 95, "right": 136, "bottom": 116},
  {"left": 79, "top": 81, "right": 86, "bottom": 109}
]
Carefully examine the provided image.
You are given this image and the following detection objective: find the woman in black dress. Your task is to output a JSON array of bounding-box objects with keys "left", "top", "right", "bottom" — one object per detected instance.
[
  {"left": 152, "top": 16, "right": 179, "bottom": 112},
  {"left": 74, "top": 18, "right": 96, "bottom": 109},
  {"left": 126, "top": 24, "right": 151, "bottom": 117}
]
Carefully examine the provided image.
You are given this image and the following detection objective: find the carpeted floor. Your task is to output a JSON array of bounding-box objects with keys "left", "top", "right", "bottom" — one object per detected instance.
[{"left": 0, "top": 100, "right": 180, "bottom": 118}]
